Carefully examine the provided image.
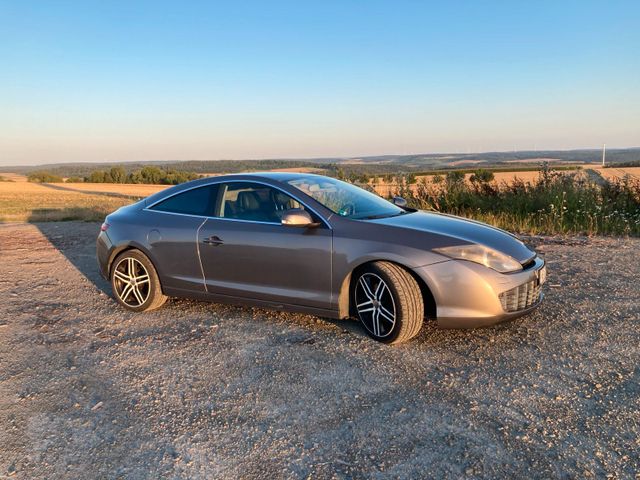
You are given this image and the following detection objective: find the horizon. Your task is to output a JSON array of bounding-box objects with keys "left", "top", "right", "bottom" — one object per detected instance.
[
  {"left": 2, "top": 1, "right": 639, "bottom": 166},
  {"left": 2, "top": 144, "right": 640, "bottom": 169},
  {"left": 3, "top": 145, "right": 640, "bottom": 169}
]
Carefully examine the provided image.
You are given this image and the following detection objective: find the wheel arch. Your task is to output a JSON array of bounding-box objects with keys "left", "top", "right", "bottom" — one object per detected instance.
[
  {"left": 337, "top": 259, "right": 437, "bottom": 321},
  {"left": 107, "top": 242, "right": 161, "bottom": 283}
]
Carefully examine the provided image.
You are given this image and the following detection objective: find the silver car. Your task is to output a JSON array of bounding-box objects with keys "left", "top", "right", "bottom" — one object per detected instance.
[{"left": 97, "top": 173, "right": 546, "bottom": 344}]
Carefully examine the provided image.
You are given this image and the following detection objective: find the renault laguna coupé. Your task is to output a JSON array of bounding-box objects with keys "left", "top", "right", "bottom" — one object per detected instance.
[{"left": 97, "top": 173, "right": 546, "bottom": 343}]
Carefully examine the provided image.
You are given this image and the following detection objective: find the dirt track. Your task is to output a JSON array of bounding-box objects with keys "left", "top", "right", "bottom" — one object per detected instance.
[{"left": 0, "top": 222, "right": 639, "bottom": 479}]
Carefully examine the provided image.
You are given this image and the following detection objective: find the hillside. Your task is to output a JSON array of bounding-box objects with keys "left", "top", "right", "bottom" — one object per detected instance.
[{"left": 3, "top": 147, "right": 638, "bottom": 178}]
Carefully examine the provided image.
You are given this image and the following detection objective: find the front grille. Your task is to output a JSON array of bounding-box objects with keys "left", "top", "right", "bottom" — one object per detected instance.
[{"left": 499, "top": 279, "right": 542, "bottom": 313}]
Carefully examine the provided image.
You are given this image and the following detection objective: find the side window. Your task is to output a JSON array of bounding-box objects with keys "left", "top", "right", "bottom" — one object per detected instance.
[
  {"left": 150, "top": 185, "right": 218, "bottom": 216},
  {"left": 219, "top": 182, "right": 303, "bottom": 223}
]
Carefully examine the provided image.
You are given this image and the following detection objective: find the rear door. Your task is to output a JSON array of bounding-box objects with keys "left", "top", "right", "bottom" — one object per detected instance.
[{"left": 198, "top": 181, "right": 332, "bottom": 309}]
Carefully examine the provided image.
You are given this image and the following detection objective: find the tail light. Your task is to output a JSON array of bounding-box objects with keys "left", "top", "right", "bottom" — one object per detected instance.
[{"left": 100, "top": 222, "right": 110, "bottom": 232}]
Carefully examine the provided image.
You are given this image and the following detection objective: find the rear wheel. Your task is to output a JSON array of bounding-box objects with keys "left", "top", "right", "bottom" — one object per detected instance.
[
  {"left": 353, "top": 262, "right": 424, "bottom": 344},
  {"left": 110, "top": 249, "right": 167, "bottom": 312}
]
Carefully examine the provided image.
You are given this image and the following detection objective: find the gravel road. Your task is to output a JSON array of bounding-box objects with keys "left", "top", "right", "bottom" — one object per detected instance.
[{"left": 0, "top": 222, "right": 638, "bottom": 479}]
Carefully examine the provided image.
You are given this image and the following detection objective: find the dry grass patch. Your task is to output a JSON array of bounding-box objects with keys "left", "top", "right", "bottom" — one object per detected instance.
[
  {"left": 59, "top": 182, "right": 168, "bottom": 197},
  {"left": 0, "top": 172, "right": 28, "bottom": 182},
  {"left": 593, "top": 166, "right": 640, "bottom": 181},
  {"left": 0, "top": 182, "right": 138, "bottom": 222}
]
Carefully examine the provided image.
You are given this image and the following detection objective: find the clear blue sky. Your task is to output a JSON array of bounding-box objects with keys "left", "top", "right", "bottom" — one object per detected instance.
[{"left": 1, "top": 0, "right": 639, "bottom": 165}]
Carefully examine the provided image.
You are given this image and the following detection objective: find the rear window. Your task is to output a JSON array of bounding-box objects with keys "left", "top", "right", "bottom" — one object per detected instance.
[{"left": 150, "top": 185, "right": 218, "bottom": 216}]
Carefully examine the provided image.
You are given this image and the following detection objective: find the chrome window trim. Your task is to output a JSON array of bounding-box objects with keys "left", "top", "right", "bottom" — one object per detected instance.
[
  {"left": 145, "top": 209, "right": 209, "bottom": 220},
  {"left": 144, "top": 179, "right": 333, "bottom": 230}
]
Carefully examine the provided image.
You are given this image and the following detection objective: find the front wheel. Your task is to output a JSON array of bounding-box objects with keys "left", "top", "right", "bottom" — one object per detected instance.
[
  {"left": 353, "top": 262, "right": 424, "bottom": 344},
  {"left": 110, "top": 249, "right": 167, "bottom": 312}
]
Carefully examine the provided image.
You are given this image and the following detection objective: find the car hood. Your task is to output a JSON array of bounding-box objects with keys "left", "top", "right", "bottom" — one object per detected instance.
[{"left": 371, "top": 211, "right": 535, "bottom": 264}]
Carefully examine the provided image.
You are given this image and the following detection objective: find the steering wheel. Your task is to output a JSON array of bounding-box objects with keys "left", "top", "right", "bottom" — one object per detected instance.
[{"left": 339, "top": 202, "right": 356, "bottom": 217}]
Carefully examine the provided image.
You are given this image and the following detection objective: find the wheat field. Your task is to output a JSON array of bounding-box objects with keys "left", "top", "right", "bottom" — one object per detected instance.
[
  {"left": 0, "top": 175, "right": 164, "bottom": 222},
  {"left": 592, "top": 166, "right": 640, "bottom": 181},
  {"left": 59, "top": 182, "right": 168, "bottom": 196},
  {"left": 369, "top": 169, "right": 572, "bottom": 196}
]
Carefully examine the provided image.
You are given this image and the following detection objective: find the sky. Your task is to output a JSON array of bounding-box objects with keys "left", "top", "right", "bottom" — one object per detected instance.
[{"left": 1, "top": 1, "right": 639, "bottom": 166}]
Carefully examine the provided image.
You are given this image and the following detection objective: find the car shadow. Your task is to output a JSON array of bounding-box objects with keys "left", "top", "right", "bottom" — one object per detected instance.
[{"left": 30, "top": 219, "right": 111, "bottom": 296}]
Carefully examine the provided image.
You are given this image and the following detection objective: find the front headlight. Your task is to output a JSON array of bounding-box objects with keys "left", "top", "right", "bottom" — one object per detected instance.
[{"left": 433, "top": 244, "right": 522, "bottom": 273}]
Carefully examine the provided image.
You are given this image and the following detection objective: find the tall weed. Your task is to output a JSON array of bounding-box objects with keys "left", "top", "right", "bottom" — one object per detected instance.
[{"left": 393, "top": 166, "right": 640, "bottom": 236}]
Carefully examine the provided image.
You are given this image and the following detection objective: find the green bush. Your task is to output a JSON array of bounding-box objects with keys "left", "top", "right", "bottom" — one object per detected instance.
[
  {"left": 445, "top": 170, "right": 465, "bottom": 187},
  {"left": 469, "top": 169, "right": 495, "bottom": 183},
  {"left": 28, "top": 171, "right": 64, "bottom": 183}
]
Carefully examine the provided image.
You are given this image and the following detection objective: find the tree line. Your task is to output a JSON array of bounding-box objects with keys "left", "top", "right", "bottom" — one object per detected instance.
[{"left": 28, "top": 166, "right": 201, "bottom": 185}]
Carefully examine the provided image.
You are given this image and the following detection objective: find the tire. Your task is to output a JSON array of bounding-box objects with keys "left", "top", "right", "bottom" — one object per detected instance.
[
  {"left": 353, "top": 261, "right": 424, "bottom": 344},
  {"left": 110, "top": 249, "right": 167, "bottom": 312}
]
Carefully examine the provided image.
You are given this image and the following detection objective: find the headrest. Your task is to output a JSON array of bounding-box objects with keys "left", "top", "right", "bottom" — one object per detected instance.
[
  {"left": 271, "top": 190, "right": 292, "bottom": 208},
  {"left": 237, "top": 191, "right": 261, "bottom": 210}
]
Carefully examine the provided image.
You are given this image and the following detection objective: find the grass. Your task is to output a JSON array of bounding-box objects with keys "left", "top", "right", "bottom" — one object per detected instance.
[
  {"left": 0, "top": 181, "right": 141, "bottom": 222},
  {"left": 57, "top": 182, "right": 167, "bottom": 196},
  {"left": 592, "top": 166, "right": 640, "bottom": 181},
  {"left": 391, "top": 168, "right": 640, "bottom": 236}
]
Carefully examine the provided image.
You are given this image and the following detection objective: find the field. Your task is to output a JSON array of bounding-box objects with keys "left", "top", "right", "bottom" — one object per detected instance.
[
  {"left": 368, "top": 168, "right": 581, "bottom": 197},
  {"left": 58, "top": 182, "right": 167, "bottom": 197},
  {"left": 0, "top": 174, "right": 168, "bottom": 222},
  {"left": 592, "top": 165, "right": 640, "bottom": 181}
]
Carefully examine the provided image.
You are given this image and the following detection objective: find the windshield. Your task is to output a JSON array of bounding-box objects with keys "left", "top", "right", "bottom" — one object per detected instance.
[{"left": 287, "top": 176, "right": 406, "bottom": 220}]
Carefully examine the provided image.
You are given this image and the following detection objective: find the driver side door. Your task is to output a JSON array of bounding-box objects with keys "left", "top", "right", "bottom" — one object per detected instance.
[{"left": 198, "top": 181, "right": 333, "bottom": 310}]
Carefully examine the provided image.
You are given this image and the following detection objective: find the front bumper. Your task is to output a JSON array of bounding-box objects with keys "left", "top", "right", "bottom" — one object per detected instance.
[{"left": 414, "top": 256, "right": 546, "bottom": 328}]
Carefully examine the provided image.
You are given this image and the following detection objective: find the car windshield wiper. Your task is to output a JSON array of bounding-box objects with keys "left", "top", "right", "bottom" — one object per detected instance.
[{"left": 359, "top": 211, "right": 409, "bottom": 220}]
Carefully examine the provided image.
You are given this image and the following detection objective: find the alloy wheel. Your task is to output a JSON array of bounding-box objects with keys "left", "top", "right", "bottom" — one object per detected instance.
[
  {"left": 355, "top": 273, "right": 396, "bottom": 338},
  {"left": 113, "top": 257, "right": 151, "bottom": 307}
]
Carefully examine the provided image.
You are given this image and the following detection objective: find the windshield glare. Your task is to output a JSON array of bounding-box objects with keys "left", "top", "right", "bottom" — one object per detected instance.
[{"left": 287, "top": 176, "right": 405, "bottom": 220}]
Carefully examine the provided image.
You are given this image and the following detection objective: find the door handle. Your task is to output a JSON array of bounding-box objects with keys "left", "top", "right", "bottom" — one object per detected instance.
[{"left": 203, "top": 235, "right": 224, "bottom": 246}]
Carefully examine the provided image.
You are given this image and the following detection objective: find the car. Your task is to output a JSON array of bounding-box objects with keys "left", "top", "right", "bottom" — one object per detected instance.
[{"left": 96, "top": 172, "right": 546, "bottom": 344}]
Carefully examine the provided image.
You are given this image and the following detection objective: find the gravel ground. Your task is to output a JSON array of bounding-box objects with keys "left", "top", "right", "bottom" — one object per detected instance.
[{"left": 0, "top": 221, "right": 638, "bottom": 479}]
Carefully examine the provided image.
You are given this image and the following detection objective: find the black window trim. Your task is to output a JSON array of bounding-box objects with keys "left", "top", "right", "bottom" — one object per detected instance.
[{"left": 144, "top": 180, "right": 332, "bottom": 230}]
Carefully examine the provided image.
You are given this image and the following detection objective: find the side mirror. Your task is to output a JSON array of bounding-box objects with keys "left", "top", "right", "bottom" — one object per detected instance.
[
  {"left": 392, "top": 196, "right": 408, "bottom": 208},
  {"left": 281, "top": 209, "right": 320, "bottom": 228}
]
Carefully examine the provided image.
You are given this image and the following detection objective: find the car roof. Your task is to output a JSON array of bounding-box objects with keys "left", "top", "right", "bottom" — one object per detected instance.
[
  {"left": 201, "top": 171, "right": 322, "bottom": 183},
  {"left": 142, "top": 171, "right": 326, "bottom": 206},
  {"left": 232, "top": 171, "right": 322, "bottom": 181}
]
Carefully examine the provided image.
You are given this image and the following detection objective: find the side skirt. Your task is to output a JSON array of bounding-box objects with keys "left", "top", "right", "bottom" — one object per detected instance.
[{"left": 163, "top": 286, "right": 341, "bottom": 319}]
